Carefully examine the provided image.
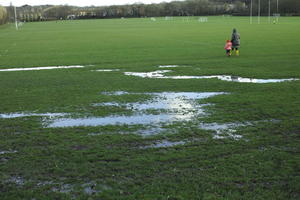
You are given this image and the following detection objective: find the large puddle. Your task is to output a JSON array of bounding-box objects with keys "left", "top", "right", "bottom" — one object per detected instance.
[
  {"left": 47, "top": 92, "right": 225, "bottom": 128},
  {"left": 2, "top": 91, "right": 278, "bottom": 140},
  {"left": 124, "top": 70, "right": 299, "bottom": 83},
  {"left": 0, "top": 65, "right": 85, "bottom": 72}
]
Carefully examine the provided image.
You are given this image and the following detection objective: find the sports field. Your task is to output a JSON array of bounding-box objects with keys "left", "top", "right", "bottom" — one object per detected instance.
[{"left": 0, "top": 17, "right": 299, "bottom": 199}]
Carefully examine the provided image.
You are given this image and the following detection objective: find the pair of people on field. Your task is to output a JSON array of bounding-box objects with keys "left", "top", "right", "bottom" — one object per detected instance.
[{"left": 224, "top": 28, "right": 240, "bottom": 56}]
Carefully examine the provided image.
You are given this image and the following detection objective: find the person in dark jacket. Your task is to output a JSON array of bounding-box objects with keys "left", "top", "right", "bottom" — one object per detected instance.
[{"left": 231, "top": 28, "right": 240, "bottom": 56}]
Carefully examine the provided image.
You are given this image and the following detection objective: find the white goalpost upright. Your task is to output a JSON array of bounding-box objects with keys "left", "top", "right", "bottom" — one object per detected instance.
[
  {"left": 276, "top": 0, "right": 279, "bottom": 22},
  {"left": 250, "top": 0, "right": 253, "bottom": 24},
  {"left": 258, "top": 0, "right": 261, "bottom": 24},
  {"left": 14, "top": 5, "right": 18, "bottom": 30},
  {"left": 268, "top": 0, "right": 271, "bottom": 23}
]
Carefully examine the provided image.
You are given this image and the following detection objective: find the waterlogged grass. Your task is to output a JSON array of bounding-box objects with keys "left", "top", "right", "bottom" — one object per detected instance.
[{"left": 0, "top": 17, "right": 300, "bottom": 199}]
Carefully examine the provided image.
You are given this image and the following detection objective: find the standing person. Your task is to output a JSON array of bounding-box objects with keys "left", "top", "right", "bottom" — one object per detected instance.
[
  {"left": 224, "top": 40, "right": 232, "bottom": 57},
  {"left": 231, "top": 28, "right": 240, "bottom": 56}
]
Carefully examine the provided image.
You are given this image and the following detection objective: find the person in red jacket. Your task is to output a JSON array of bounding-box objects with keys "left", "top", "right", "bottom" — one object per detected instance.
[{"left": 224, "top": 40, "right": 232, "bottom": 57}]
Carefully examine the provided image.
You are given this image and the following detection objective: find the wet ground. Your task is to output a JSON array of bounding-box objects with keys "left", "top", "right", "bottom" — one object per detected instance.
[
  {"left": 5, "top": 176, "right": 109, "bottom": 196},
  {"left": 0, "top": 91, "right": 271, "bottom": 140},
  {"left": 47, "top": 92, "right": 225, "bottom": 128},
  {"left": 0, "top": 150, "right": 18, "bottom": 155},
  {"left": 0, "top": 113, "right": 66, "bottom": 119},
  {"left": 142, "top": 140, "right": 186, "bottom": 148},
  {"left": 124, "top": 70, "right": 299, "bottom": 83}
]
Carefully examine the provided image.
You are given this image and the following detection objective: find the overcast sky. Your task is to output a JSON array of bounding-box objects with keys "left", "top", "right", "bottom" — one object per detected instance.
[{"left": 0, "top": 0, "right": 180, "bottom": 7}]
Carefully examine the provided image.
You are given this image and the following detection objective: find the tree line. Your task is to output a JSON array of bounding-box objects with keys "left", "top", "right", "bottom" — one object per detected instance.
[
  {"left": 0, "top": 5, "right": 8, "bottom": 25},
  {"left": 1, "top": 0, "right": 299, "bottom": 24}
]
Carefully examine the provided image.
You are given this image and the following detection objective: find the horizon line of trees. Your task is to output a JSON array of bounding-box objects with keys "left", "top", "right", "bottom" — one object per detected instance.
[{"left": 1, "top": 0, "right": 299, "bottom": 24}]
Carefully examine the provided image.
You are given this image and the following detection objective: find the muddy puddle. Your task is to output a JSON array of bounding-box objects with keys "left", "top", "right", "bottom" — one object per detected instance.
[
  {"left": 124, "top": 70, "right": 299, "bottom": 83},
  {"left": 47, "top": 92, "right": 224, "bottom": 128},
  {"left": 0, "top": 65, "right": 85, "bottom": 72},
  {"left": 0, "top": 113, "right": 66, "bottom": 119}
]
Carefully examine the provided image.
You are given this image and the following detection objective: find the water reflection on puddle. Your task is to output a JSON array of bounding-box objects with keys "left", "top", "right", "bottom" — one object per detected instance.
[
  {"left": 48, "top": 114, "right": 184, "bottom": 128},
  {"left": 199, "top": 122, "right": 245, "bottom": 140},
  {"left": 0, "top": 113, "right": 66, "bottom": 119},
  {"left": 6, "top": 176, "right": 25, "bottom": 186},
  {"left": 47, "top": 92, "right": 224, "bottom": 128},
  {"left": 96, "top": 92, "right": 218, "bottom": 112},
  {"left": 0, "top": 65, "right": 85, "bottom": 72},
  {"left": 0, "top": 150, "right": 18, "bottom": 155},
  {"left": 124, "top": 70, "right": 299, "bottom": 83}
]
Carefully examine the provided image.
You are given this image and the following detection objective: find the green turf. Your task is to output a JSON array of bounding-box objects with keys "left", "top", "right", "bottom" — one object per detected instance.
[{"left": 0, "top": 17, "right": 299, "bottom": 199}]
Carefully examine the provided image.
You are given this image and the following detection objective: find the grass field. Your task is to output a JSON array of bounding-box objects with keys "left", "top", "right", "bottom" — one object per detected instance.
[{"left": 0, "top": 17, "right": 299, "bottom": 199}]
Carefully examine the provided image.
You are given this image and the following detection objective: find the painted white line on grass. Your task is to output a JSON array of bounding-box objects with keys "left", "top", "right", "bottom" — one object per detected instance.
[
  {"left": 0, "top": 65, "right": 85, "bottom": 72},
  {"left": 158, "top": 65, "right": 179, "bottom": 68},
  {"left": 92, "top": 69, "right": 120, "bottom": 72}
]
